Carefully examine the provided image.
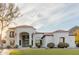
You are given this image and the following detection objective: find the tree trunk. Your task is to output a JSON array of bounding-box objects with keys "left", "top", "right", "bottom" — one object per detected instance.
[{"left": 0, "top": 20, "right": 3, "bottom": 47}]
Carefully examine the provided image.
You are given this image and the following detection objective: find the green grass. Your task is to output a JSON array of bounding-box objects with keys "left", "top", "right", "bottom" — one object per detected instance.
[{"left": 9, "top": 48, "right": 79, "bottom": 55}]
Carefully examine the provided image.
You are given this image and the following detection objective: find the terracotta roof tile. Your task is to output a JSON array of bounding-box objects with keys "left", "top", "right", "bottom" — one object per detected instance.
[
  {"left": 53, "top": 30, "right": 68, "bottom": 33},
  {"left": 9, "top": 25, "right": 36, "bottom": 30},
  {"left": 44, "top": 32, "right": 53, "bottom": 35}
]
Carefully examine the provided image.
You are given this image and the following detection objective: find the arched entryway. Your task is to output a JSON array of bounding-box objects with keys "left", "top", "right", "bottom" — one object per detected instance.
[{"left": 20, "top": 32, "right": 29, "bottom": 47}]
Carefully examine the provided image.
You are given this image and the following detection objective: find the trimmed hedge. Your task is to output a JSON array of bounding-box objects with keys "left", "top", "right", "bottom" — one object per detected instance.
[
  {"left": 6, "top": 45, "right": 11, "bottom": 49},
  {"left": 47, "top": 43, "right": 55, "bottom": 48},
  {"left": 14, "top": 45, "right": 18, "bottom": 48},
  {"left": 1, "top": 40, "right": 6, "bottom": 44},
  {"left": 58, "top": 42, "right": 69, "bottom": 48},
  {"left": 29, "top": 45, "right": 32, "bottom": 48},
  {"left": 64, "top": 43, "right": 69, "bottom": 48},
  {"left": 58, "top": 42, "right": 64, "bottom": 48}
]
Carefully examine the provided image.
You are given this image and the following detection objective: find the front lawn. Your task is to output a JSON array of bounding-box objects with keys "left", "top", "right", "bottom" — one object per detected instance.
[{"left": 9, "top": 48, "right": 79, "bottom": 55}]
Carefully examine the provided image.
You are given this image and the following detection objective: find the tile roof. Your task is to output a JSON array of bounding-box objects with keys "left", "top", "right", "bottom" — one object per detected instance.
[
  {"left": 34, "top": 32, "right": 44, "bottom": 34},
  {"left": 44, "top": 32, "right": 53, "bottom": 35},
  {"left": 53, "top": 30, "right": 68, "bottom": 33},
  {"left": 41, "top": 32, "right": 53, "bottom": 39},
  {"left": 9, "top": 25, "right": 36, "bottom": 30}
]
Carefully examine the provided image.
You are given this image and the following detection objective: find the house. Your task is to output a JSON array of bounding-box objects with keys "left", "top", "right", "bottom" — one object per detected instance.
[{"left": 4, "top": 25, "right": 77, "bottom": 48}]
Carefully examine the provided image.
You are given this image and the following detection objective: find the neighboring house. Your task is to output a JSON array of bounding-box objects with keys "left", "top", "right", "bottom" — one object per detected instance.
[{"left": 4, "top": 25, "right": 77, "bottom": 48}]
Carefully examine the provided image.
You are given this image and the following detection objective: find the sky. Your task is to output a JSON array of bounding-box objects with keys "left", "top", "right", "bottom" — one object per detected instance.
[{"left": 12, "top": 3, "right": 79, "bottom": 32}]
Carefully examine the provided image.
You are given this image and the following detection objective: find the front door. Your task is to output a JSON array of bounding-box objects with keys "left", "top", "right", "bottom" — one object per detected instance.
[
  {"left": 20, "top": 32, "right": 29, "bottom": 47},
  {"left": 22, "top": 35, "right": 29, "bottom": 47}
]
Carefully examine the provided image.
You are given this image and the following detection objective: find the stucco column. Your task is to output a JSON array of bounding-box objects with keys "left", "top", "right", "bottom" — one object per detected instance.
[
  {"left": 32, "top": 39, "right": 36, "bottom": 48},
  {"left": 32, "top": 34, "right": 36, "bottom": 48},
  {"left": 29, "top": 33, "right": 32, "bottom": 46},
  {"left": 16, "top": 33, "right": 19, "bottom": 46}
]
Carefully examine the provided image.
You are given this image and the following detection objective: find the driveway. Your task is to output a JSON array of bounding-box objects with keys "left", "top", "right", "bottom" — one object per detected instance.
[{"left": 0, "top": 49, "right": 12, "bottom": 55}]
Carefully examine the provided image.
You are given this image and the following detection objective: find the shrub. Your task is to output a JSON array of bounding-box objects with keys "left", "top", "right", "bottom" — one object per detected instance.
[
  {"left": 1, "top": 40, "right": 6, "bottom": 44},
  {"left": 36, "top": 43, "right": 42, "bottom": 48},
  {"left": 14, "top": 45, "right": 18, "bottom": 48},
  {"left": 47, "top": 43, "right": 55, "bottom": 48},
  {"left": 58, "top": 42, "right": 69, "bottom": 48},
  {"left": 58, "top": 42, "right": 65, "bottom": 48},
  {"left": 64, "top": 43, "right": 69, "bottom": 48},
  {"left": 10, "top": 40, "right": 15, "bottom": 45},
  {"left": 29, "top": 45, "right": 32, "bottom": 48},
  {"left": 6, "top": 45, "right": 11, "bottom": 49}
]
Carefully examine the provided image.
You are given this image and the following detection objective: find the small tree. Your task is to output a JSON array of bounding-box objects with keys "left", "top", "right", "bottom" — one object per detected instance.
[{"left": 0, "top": 3, "right": 20, "bottom": 47}]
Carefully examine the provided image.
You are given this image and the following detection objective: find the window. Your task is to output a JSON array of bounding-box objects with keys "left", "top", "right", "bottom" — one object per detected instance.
[
  {"left": 19, "top": 40, "right": 21, "bottom": 45},
  {"left": 60, "top": 37, "right": 65, "bottom": 43},
  {"left": 9, "top": 31, "right": 15, "bottom": 38},
  {"left": 26, "top": 35, "right": 29, "bottom": 39}
]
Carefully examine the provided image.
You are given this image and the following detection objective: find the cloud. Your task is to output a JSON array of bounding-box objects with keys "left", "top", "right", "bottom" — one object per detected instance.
[{"left": 14, "top": 3, "right": 79, "bottom": 32}]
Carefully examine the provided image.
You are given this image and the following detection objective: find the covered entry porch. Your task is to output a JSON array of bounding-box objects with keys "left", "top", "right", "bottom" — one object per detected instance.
[
  {"left": 19, "top": 32, "right": 29, "bottom": 47},
  {"left": 18, "top": 32, "right": 33, "bottom": 48}
]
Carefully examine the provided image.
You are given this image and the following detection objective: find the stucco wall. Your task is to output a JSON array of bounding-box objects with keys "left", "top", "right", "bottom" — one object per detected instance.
[
  {"left": 6, "top": 26, "right": 76, "bottom": 48},
  {"left": 53, "top": 32, "right": 76, "bottom": 48},
  {"left": 7, "top": 27, "right": 36, "bottom": 48},
  {"left": 6, "top": 29, "right": 16, "bottom": 46},
  {"left": 42, "top": 36, "right": 54, "bottom": 48},
  {"left": 15, "top": 27, "right": 36, "bottom": 47},
  {"left": 33, "top": 34, "right": 44, "bottom": 40},
  {"left": 33, "top": 33, "right": 44, "bottom": 47}
]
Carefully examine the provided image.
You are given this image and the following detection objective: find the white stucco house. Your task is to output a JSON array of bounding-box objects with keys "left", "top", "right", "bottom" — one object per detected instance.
[{"left": 4, "top": 25, "right": 76, "bottom": 48}]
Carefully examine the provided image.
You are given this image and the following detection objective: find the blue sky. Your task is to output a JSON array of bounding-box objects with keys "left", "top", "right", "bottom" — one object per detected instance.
[{"left": 13, "top": 3, "right": 79, "bottom": 32}]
